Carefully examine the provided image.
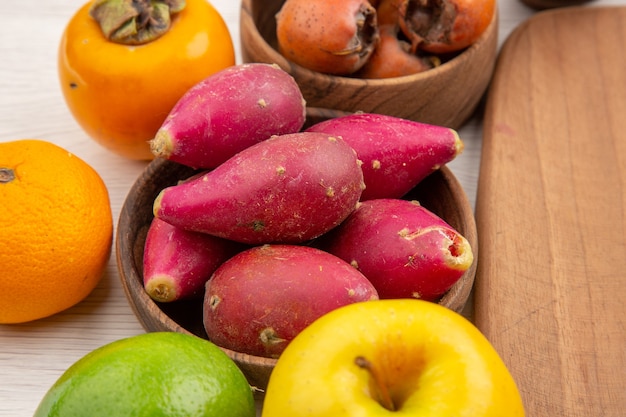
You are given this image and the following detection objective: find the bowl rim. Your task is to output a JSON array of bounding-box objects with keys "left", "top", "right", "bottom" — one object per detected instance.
[{"left": 240, "top": 0, "right": 498, "bottom": 86}]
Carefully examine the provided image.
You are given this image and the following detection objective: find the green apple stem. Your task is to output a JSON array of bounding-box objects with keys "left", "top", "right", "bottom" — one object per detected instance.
[{"left": 355, "top": 356, "right": 395, "bottom": 411}]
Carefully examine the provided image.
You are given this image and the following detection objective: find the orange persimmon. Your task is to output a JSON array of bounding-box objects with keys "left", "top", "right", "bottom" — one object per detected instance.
[
  {"left": 58, "top": 0, "right": 235, "bottom": 160},
  {"left": 357, "top": 24, "right": 437, "bottom": 78},
  {"left": 276, "top": 0, "right": 380, "bottom": 76}
]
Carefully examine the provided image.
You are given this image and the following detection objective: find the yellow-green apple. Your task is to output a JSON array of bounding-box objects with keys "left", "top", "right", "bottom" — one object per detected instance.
[{"left": 261, "top": 299, "right": 524, "bottom": 416}]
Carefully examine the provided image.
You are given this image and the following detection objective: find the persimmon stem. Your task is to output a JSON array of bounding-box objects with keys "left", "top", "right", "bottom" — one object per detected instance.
[
  {"left": 89, "top": 0, "right": 186, "bottom": 45},
  {"left": 355, "top": 355, "right": 396, "bottom": 411}
]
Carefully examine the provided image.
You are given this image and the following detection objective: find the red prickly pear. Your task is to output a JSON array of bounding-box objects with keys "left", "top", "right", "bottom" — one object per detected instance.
[
  {"left": 203, "top": 244, "right": 379, "bottom": 358},
  {"left": 153, "top": 131, "right": 365, "bottom": 245},
  {"left": 142, "top": 217, "right": 244, "bottom": 302},
  {"left": 150, "top": 63, "right": 306, "bottom": 169},
  {"left": 306, "top": 112, "right": 463, "bottom": 200},
  {"left": 321, "top": 198, "right": 474, "bottom": 301}
]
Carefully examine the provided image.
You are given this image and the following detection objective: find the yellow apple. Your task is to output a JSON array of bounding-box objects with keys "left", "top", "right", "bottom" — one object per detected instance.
[{"left": 261, "top": 299, "right": 524, "bottom": 416}]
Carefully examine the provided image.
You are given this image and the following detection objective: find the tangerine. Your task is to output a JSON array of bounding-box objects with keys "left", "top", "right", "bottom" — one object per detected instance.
[{"left": 0, "top": 139, "right": 113, "bottom": 323}]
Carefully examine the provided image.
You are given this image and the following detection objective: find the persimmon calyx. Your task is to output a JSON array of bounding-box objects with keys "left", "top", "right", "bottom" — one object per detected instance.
[
  {"left": 353, "top": 3, "right": 380, "bottom": 59},
  {"left": 327, "top": 2, "right": 380, "bottom": 59},
  {"left": 89, "top": 0, "right": 186, "bottom": 45},
  {"left": 398, "top": 0, "right": 457, "bottom": 52},
  {"left": 0, "top": 168, "right": 15, "bottom": 184}
]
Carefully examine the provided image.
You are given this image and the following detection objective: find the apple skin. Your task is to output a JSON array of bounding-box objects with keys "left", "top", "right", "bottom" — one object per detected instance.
[{"left": 261, "top": 299, "right": 524, "bottom": 417}]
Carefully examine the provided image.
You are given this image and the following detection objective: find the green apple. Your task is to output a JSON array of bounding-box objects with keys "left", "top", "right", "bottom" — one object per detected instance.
[
  {"left": 262, "top": 299, "right": 524, "bottom": 416},
  {"left": 33, "top": 332, "right": 256, "bottom": 417}
]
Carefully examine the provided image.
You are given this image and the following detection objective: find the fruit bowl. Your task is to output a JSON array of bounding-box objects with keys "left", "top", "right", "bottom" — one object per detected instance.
[
  {"left": 116, "top": 109, "right": 478, "bottom": 391},
  {"left": 239, "top": 0, "right": 498, "bottom": 130}
]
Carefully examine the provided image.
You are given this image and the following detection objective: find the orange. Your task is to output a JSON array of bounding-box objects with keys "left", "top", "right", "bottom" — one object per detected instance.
[
  {"left": 0, "top": 139, "right": 113, "bottom": 323},
  {"left": 58, "top": 0, "right": 236, "bottom": 160}
]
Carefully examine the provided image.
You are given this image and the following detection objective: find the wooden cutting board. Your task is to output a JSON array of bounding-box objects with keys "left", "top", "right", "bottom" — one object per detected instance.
[{"left": 474, "top": 6, "right": 626, "bottom": 416}]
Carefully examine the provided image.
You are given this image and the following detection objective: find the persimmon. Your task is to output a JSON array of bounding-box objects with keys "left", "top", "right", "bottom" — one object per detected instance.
[
  {"left": 356, "top": 0, "right": 436, "bottom": 78},
  {"left": 357, "top": 24, "right": 437, "bottom": 78},
  {"left": 275, "top": 0, "right": 380, "bottom": 75},
  {"left": 58, "top": 0, "right": 235, "bottom": 160},
  {"left": 376, "top": 0, "right": 404, "bottom": 25},
  {"left": 397, "top": 0, "right": 495, "bottom": 54}
]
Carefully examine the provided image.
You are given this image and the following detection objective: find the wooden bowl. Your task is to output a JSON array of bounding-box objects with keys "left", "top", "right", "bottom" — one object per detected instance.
[
  {"left": 239, "top": 0, "right": 498, "bottom": 129},
  {"left": 519, "top": 0, "right": 591, "bottom": 9},
  {"left": 116, "top": 110, "right": 478, "bottom": 390}
]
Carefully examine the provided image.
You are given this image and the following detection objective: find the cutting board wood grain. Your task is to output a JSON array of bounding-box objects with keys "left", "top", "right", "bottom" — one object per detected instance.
[{"left": 475, "top": 6, "right": 626, "bottom": 416}]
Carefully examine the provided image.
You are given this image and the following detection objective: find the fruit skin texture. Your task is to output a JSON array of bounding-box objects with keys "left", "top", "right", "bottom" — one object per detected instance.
[
  {"left": 0, "top": 139, "right": 112, "bottom": 324},
  {"left": 203, "top": 244, "right": 378, "bottom": 358},
  {"left": 262, "top": 299, "right": 525, "bottom": 417},
  {"left": 153, "top": 131, "right": 365, "bottom": 245},
  {"left": 33, "top": 332, "right": 256, "bottom": 417},
  {"left": 150, "top": 63, "right": 307, "bottom": 169},
  {"left": 58, "top": 0, "right": 235, "bottom": 160},
  {"left": 276, "top": 0, "right": 380, "bottom": 75},
  {"left": 306, "top": 112, "right": 462, "bottom": 200},
  {"left": 321, "top": 199, "right": 473, "bottom": 301},
  {"left": 142, "top": 217, "right": 245, "bottom": 302}
]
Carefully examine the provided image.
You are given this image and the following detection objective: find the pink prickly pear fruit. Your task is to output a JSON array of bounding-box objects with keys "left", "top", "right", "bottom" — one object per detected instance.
[
  {"left": 321, "top": 198, "right": 474, "bottom": 301},
  {"left": 306, "top": 112, "right": 463, "bottom": 200},
  {"left": 150, "top": 63, "right": 306, "bottom": 169},
  {"left": 142, "top": 217, "right": 244, "bottom": 302},
  {"left": 203, "top": 244, "right": 379, "bottom": 358},
  {"left": 153, "top": 131, "right": 365, "bottom": 245}
]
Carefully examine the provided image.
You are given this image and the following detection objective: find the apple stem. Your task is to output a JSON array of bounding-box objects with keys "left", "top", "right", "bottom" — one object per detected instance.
[{"left": 355, "top": 355, "right": 396, "bottom": 411}]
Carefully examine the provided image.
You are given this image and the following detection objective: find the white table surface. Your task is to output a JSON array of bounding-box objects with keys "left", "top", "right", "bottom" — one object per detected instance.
[{"left": 1, "top": 0, "right": 622, "bottom": 415}]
